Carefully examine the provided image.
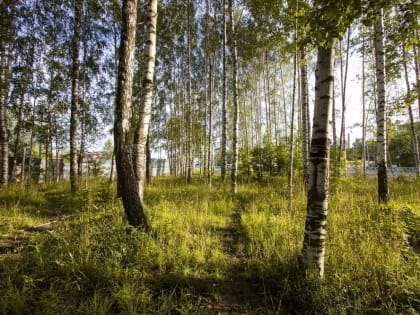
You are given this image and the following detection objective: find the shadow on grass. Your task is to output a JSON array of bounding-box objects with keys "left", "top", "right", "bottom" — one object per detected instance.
[
  {"left": 143, "top": 255, "right": 321, "bottom": 314},
  {"left": 144, "top": 192, "right": 323, "bottom": 314}
]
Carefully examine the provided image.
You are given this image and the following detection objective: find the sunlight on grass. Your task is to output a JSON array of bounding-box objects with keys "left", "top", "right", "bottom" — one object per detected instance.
[{"left": 0, "top": 176, "right": 419, "bottom": 314}]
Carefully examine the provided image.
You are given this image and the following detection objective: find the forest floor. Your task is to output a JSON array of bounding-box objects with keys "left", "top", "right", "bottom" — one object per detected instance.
[{"left": 0, "top": 176, "right": 419, "bottom": 314}]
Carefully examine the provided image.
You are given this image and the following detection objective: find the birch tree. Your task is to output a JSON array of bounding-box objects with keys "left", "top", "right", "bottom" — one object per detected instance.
[
  {"left": 374, "top": 7, "right": 389, "bottom": 203},
  {"left": 70, "top": 0, "right": 82, "bottom": 194},
  {"left": 0, "top": 0, "right": 14, "bottom": 188},
  {"left": 221, "top": 0, "right": 227, "bottom": 183},
  {"left": 402, "top": 45, "right": 420, "bottom": 176},
  {"left": 301, "top": 48, "right": 310, "bottom": 185},
  {"left": 300, "top": 0, "right": 370, "bottom": 277},
  {"left": 229, "top": 0, "right": 239, "bottom": 194},
  {"left": 114, "top": 0, "right": 149, "bottom": 228},
  {"left": 133, "top": 0, "right": 158, "bottom": 203},
  {"left": 302, "top": 43, "right": 335, "bottom": 277}
]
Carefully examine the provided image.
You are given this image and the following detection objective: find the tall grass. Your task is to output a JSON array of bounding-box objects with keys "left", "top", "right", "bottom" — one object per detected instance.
[{"left": 0, "top": 176, "right": 419, "bottom": 314}]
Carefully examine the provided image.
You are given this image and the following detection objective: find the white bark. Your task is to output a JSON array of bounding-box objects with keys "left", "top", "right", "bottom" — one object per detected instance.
[
  {"left": 221, "top": 0, "right": 227, "bottom": 183},
  {"left": 302, "top": 43, "right": 335, "bottom": 277},
  {"left": 229, "top": 0, "right": 238, "bottom": 194},
  {"left": 301, "top": 49, "right": 310, "bottom": 185},
  {"left": 70, "top": 0, "right": 82, "bottom": 194},
  {"left": 402, "top": 45, "right": 420, "bottom": 176},
  {"left": 133, "top": 0, "right": 158, "bottom": 202},
  {"left": 374, "top": 8, "right": 389, "bottom": 203}
]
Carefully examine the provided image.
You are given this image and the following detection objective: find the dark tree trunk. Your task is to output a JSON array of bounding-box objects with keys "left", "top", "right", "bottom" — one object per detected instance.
[{"left": 146, "top": 132, "right": 152, "bottom": 185}]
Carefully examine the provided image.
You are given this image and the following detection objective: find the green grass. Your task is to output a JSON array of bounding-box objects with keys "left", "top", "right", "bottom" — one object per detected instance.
[{"left": 0, "top": 176, "right": 419, "bottom": 314}]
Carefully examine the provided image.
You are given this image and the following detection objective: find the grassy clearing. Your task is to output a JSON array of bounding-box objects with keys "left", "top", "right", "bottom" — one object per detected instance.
[{"left": 0, "top": 176, "right": 419, "bottom": 314}]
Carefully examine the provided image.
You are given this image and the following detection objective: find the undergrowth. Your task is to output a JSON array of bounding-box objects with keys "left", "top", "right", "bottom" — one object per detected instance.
[{"left": 0, "top": 176, "right": 419, "bottom": 314}]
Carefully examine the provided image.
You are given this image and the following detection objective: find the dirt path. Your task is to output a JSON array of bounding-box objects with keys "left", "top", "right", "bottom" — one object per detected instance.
[{"left": 208, "top": 203, "right": 265, "bottom": 315}]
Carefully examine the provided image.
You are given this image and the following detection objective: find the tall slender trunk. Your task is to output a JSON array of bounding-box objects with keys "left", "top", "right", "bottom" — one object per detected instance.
[
  {"left": 133, "top": 0, "right": 158, "bottom": 203},
  {"left": 45, "top": 100, "right": 52, "bottom": 184},
  {"left": 54, "top": 119, "right": 60, "bottom": 182},
  {"left": 301, "top": 48, "right": 310, "bottom": 185},
  {"left": 21, "top": 146, "right": 26, "bottom": 184},
  {"left": 70, "top": 0, "right": 82, "bottom": 194},
  {"left": 26, "top": 59, "right": 40, "bottom": 194},
  {"left": 302, "top": 43, "right": 335, "bottom": 277},
  {"left": 146, "top": 132, "right": 152, "bottom": 184},
  {"left": 374, "top": 8, "right": 389, "bottom": 203},
  {"left": 78, "top": 40, "right": 88, "bottom": 178},
  {"left": 114, "top": 0, "right": 149, "bottom": 228},
  {"left": 361, "top": 32, "right": 367, "bottom": 175},
  {"left": 207, "top": 56, "right": 213, "bottom": 187},
  {"left": 414, "top": 29, "right": 420, "bottom": 117},
  {"left": 186, "top": 0, "right": 193, "bottom": 183},
  {"left": 0, "top": 2, "right": 14, "bottom": 187},
  {"left": 279, "top": 64, "right": 288, "bottom": 145},
  {"left": 10, "top": 87, "right": 26, "bottom": 181},
  {"left": 288, "top": 48, "right": 297, "bottom": 210},
  {"left": 109, "top": 150, "right": 115, "bottom": 183},
  {"left": 229, "top": 0, "right": 238, "bottom": 194},
  {"left": 332, "top": 79, "right": 337, "bottom": 148},
  {"left": 264, "top": 52, "right": 274, "bottom": 174},
  {"left": 338, "top": 29, "right": 350, "bottom": 166},
  {"left": 402, "top": 45, "right": 420, "bottom": 176},
  {"left": 0, "top": 45, "right": 8, "bottom": 187},
  {"left": 221, "top": 0, "right": 227, "bottom": 183}
]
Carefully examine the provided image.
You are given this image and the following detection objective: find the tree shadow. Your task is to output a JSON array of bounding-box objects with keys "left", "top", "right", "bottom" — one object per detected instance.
[{"left": 143, "top": 193, "right": 323, "bottom": 314}]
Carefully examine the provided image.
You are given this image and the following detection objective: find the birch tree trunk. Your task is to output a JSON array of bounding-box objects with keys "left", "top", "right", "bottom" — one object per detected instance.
[
  {"left": 361, "top": 32, "right": 367, "bottom": 175},
  {"left": 338, "top": 30, "right": 350, "bottom": 168},
  {"left": 207, "top": 57, "right": 213, "bottom": 187},
  {"left": 0, "top": 1, "right": 14, "bottom": 188},
  {"left": 221, "top": 0, "right": 227, "bottom": 183},
  {"left": 288, "top": 49, "right": 297, "bottom": 210},
  {"left": 0, "top": 45, "right": 8, "bottom": 188},
  {"left": 402, "top": 45, "right": 420, "bottom": 176},
  {"left": 300, "top": 48, "right": 310, "bottom": 186},
  {"left": 78, "top": 40, "right": 88, "bottom": 178},
  {"left": 374, "top": 8, "right": 389, "bottom": 203},
  {"left": 302, "top": 43, "right": 335, "bottom": 277},
  {"left": 186, "top": 0, "right": 193, "bottom": 183},
  {"left": 10, "top": 81, "right": 26, "bottom": 182},
  {"left": 133, "top": 0, "right": 158, "bottom": 203},
  {"left": 414, "top": 30, "right": 420, "bottom": 117},
  {"left": 114, "top": 0, "right": 149, "bottom": 228},
  {"left": 229, "top": 0, "right": 238, "bottom": 194},
  {"left": 70, "top": 0, "right": 82, "bottom": 194}
]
